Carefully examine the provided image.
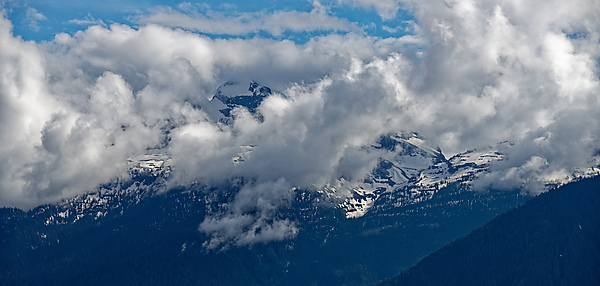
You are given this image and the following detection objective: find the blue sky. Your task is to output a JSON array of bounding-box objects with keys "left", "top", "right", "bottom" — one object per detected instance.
[{"left": 2, "top": 0, "right": 414, "bottom": 42}]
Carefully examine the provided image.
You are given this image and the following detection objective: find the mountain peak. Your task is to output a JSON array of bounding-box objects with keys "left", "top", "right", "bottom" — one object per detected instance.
[{"left": 208, "top": 81, "right": 273, "bottom": 121}]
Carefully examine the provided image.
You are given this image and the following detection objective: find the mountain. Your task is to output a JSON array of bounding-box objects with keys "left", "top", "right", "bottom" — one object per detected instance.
[
  {"left": 202, "top": 81, "right": 274, "bottom": 124},
  {"left": 0, "top": 147, "right": 530, "bottom": 285},
  {"left": 377, "top": 176, "right": 600, "bottom": 286},
  {"left": 336, "top": 135, "right": 512, "bottom": 218},
  {"left": 1, "top": 82, "right": 598, "bottom": 285}
]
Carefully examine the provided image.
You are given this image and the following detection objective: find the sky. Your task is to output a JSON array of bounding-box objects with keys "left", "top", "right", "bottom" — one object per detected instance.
[
  {"left": 1, "top": 0, "right": 600, "bottom": 247},
  {"left": 3, "top": 0, "right": 414, "bottom": 42}
]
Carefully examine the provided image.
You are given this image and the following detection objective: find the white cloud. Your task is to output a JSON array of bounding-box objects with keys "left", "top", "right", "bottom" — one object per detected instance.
[
  {"left": 0, "top": 15, "right": 405, "bottom": 209},
  {"left": 199, "top": 178, "right": 298, "bottom": 249}
]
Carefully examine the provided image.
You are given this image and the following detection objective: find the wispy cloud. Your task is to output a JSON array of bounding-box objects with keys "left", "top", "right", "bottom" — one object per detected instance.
[
  {"left": 67, "top": 14, "right": 106, "bottom": 27},
  {"left": 24, "top": 7, "right": 46, "bottom": 32},
  {"left": 136, "top": 2, "right": 359, "bottom": 36},
  {"left": 339, "top": 0, "right": 403, "bottom": 20},
  {"left": 199, "top": 179, "right": 298, "bottom": 249}
]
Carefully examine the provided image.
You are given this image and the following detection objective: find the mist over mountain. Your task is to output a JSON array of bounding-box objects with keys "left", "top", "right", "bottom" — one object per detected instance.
[
  {"left": 1, "top": 125, "right": 597, "bottom": 285},
  {"left": 1, "top": 0, "right": 599, "bottom": 212},
  {"left": 0, "top": 155, "right": 532, "bottom": 285}
]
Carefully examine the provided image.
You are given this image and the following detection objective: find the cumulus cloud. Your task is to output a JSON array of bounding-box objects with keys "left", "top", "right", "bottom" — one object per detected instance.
[
  {"left": 0, "top": 0, "right": 599, "bottom": 246},
  {"left": 396, "top": 0, "right": 600, "bottom": 189},
  {"left": 0, "top": 11, "right": 408, "bottom": 209},
  {"left": 0, "top": 16, "right": 161, "bottom": 206}
]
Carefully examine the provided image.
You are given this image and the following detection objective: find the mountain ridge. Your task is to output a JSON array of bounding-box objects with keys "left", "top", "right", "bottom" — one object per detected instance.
[{"left": 2, "top": 82, "right": 599, "bottom": 285}]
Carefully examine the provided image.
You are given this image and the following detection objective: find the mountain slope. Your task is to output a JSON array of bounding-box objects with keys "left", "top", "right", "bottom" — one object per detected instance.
[
  {"left": 2, "top": 82, "right": 598, "bottom": 285},
  {"left": 377, "top": 176, "right": 600, "bottom": 286},
  {"left": 0, "top": 179, "right": 528, "bottom": 285}
]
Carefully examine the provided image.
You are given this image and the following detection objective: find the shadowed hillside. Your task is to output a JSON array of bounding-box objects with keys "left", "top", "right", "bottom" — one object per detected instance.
[{"left": 378, "top": 176, "right": 600, "bottom": 286}]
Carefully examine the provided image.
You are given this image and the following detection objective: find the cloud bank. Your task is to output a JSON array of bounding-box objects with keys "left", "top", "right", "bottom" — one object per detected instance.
[{"left": 0, "top": 0, "right": 599, "bottom": 246}]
